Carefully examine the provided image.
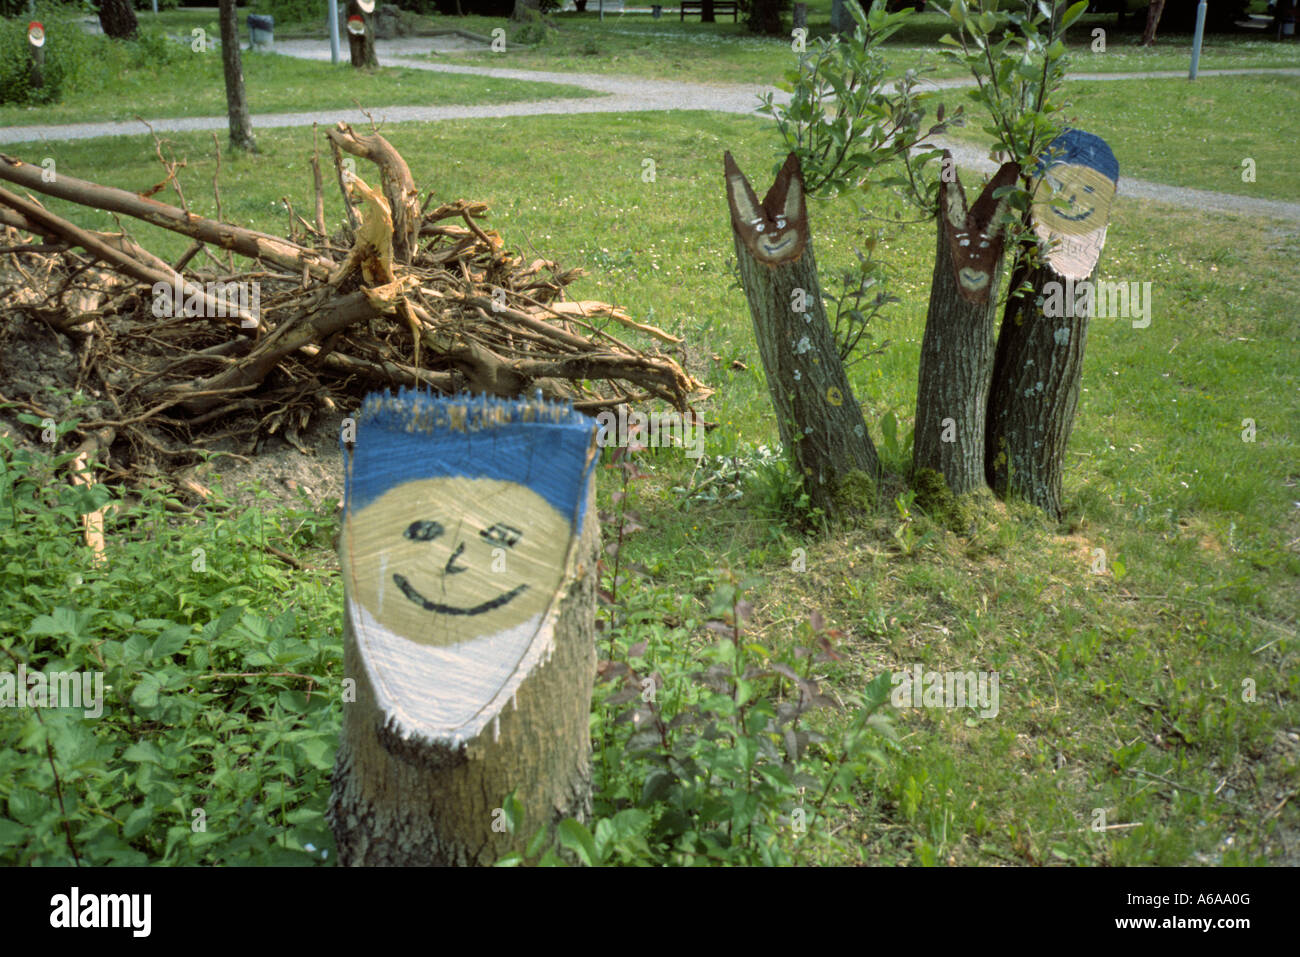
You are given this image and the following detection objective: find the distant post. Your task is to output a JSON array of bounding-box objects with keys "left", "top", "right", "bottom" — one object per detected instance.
[
  {"left": 328, "top": 390, "right": 600, "bottom": 866},
  {"left": 329, "top": 0, "right": 341, "bottom": 65},
  {"left": 1189, "top": 0, "right": 1207, "bottom": 79},
  {"left": 27, "top": 21, "right": 44, "bottom": 93}
]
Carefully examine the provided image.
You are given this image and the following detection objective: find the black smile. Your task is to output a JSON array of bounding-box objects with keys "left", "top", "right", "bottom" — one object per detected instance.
[
  {"left": 1054, "top": 205, "right": 1095, "bottom": 222},
  {"left": 394, "top": 574, "right": 527, "bottom": 616}
]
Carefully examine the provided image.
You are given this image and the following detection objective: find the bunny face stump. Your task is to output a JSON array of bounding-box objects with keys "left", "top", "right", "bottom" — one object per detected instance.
[
  {"left": 339, "top": 390, "right": 598, "bottom": 750},
  {"left": 1030, "top": 129, "right": 1119, "bottom": 281}
]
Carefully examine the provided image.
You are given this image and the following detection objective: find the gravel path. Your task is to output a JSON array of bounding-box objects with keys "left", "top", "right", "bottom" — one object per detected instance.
[{"left": 2, "top": 37, "right": 1297, "bottom": 222}]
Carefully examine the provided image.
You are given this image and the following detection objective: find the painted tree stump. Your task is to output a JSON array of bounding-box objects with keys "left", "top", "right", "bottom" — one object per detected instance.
[
  {"left": 912, "top": 155, "right": 1018, "bottom": 495},
  {"left": 724, "top": 151, "right": 882, "bottom": 517},
  {"left": 985, "top": 130, "right": 1119, "bottom": 520},
  {"left": 327, "top": 390, "right": 600, "bottom": 866}
]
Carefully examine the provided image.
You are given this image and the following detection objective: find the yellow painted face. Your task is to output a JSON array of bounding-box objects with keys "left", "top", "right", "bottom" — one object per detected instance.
[
  {"left": 1031, "top": 162, "right": 1116, "bottom": 237},
  {"left": 341, "top": 475, "right": 571, "bottom": 647}
]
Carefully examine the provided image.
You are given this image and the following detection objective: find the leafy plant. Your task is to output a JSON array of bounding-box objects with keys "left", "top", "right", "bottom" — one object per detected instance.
[{"left": 496, "top": 441, "right": 897, "bottom": 866}]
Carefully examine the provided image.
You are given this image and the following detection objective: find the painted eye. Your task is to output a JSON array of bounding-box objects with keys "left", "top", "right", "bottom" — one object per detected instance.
[
  {"left": 1083, "top": 185, "right": 1095, "bottom": 194},
  {"left": 480, "top": 523, "right": 523, "bottom": 547},
  {"left": 755, "top": 222, "right": 765, "bottom": 232},
  {"left": 775, "top": 217, "right": 787, "bottom": 229},
  {"left": 405, "top": 520, "right": 444, "bottom": 542}
]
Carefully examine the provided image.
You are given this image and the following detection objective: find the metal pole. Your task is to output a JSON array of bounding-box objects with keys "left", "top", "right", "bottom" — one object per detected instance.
[
  {"left": 152, "top": 0, "right": 158, "bottom": 13},
  {"left": 327, "top": 0, "right": 343, "bottom": 64},
  {"left": 1189, "top": 0, "right": 1207, "bottom": 80}
]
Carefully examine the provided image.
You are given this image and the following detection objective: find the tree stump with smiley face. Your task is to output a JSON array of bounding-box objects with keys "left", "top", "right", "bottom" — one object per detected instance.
[
  {"left": 985, "top": 130, "right": 1119, "bottom": 520},
  {"left": 327, "top": 390, "right": 600, "bottom": 865},
  {"left": 724, "top": 151, "right": 882, "bottom": 517},
  {"left": 912, "top": 156, "right": 1019, "bottom": 497}
]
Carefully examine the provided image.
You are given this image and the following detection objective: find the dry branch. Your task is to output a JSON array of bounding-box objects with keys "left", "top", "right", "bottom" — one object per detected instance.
[{"left": 0, "top": 129, "right": 708, "bottom": 490}]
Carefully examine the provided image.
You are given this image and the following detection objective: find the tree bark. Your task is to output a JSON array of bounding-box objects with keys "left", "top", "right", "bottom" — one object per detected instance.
[
  {"left": 702, "top": 0, "right": 716, "bottom": 22},
  {"left": 1140, "top": 0, "right": 1166, "bottom": 46},
  {"left": 912, "top": 158, "right": 1018, "bottom": 495},
  {"left": 984, "top": 251, "right": 1092, "bottom": 521},
  {"left": 218, "top": 0, "right": 257, "bottom": 152},
  {"left": 348, "top": 0, "right": 379, "bottom": 69},
  {"left": 725, "top": 151, "right": 882, "bottom": 517},
  {"left": 328, "top": 394, "right": 599, "bottom": 866},
  {"left": 97, "top": 0, "right": 139, "bottom": 40}
]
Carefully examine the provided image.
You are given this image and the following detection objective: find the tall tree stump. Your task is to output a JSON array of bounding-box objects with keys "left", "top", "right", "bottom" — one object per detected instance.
[
  {"left": 328, "top": 390, "right": 600, "bottom": 866},
  {"left": 985, "top": 131, "right": 1118, "bottom": 520},
  {"left": 347, "top": 0, "right": 378, "bottom": 69},
  {"left": 912, "top": 156, "right": 1018, "bottom": 495},
  {"left": 724, "top": 151, "right": 882, "bottom": 518}
]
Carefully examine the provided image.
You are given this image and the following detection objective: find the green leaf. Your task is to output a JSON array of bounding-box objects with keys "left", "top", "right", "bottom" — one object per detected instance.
[
  {"left": 150, "top": 624, "right": 191, "bottom": 660},
  {"left": 0, "top": 818, "right": 27, "bottom": 847},
  {"left": 131, "top": 674, "right": 161, "bottom": 710},
  {"left": 502, "top": 792, "right": 525, "bottom": 836},
  {"left": 123, "top": 740, "right": 164, "bottom": 764},
  {"left": 1059, "top": 0, "right": 1089, "bottom": 31},
  {"left": 557, "top": 819, "right": 598, "bottom": 866}
]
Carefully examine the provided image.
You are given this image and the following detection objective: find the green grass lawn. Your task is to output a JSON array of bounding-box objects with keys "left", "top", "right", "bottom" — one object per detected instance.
[
  {"left": 940, "top": 73, "right": 1300, "bottom": 201},
  {"left": 4, "top": 82, "right": 1296, "bottom": 864},
  {"left": 0, "top": 44, "right": 596, "bottom": 131}
]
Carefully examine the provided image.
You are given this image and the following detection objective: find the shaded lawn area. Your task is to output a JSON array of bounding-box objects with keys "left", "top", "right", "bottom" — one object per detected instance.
[
  {"left": 18, "top": 99, "right": 1298, "bottom": 864},
  {"left": 415, "top": 12, "right": 1300, "bottom": 85}
]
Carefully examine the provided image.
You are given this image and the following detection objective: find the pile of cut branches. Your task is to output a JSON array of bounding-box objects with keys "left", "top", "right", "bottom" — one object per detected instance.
[{"left": 0, "top": 122, "right": 707, "bottom": 488}]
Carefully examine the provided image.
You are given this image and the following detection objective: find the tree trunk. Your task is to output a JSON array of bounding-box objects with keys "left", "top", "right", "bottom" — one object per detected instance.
[
  {"left": 830, "top": 0, "right": 851, "bottom": 33},
  {"left": 347, "top": 0, "right": 378, "bottom": 69},
  {"left": 725, "top": 151, "right": 882, "bottom": 517},
  {"left": 1140, "top": 0, "right": 1166, "bottom": 46},
  {"left": 986, "top": 129, "right": 1117, "bottom": 520},
  {"left": 702, "top": 0, "right": 716, "bottom": 22},
  {"left": 98, "top": 0, "right": 139, "bottom": 39},
  {"left": 329, "top": 392, "right": 600, "bottom": 866},
  {"left": 747, "top": 0, "right": 785, "bottom": 34},
  {"left": 984, "top": 253, "right": 1092, "bottom": 520},
  {"left": 912, "top": 157, "right": 1018, "bottom": 495},
  {"left": 218, "top": 0, "right": 257, "bottom": 152}
]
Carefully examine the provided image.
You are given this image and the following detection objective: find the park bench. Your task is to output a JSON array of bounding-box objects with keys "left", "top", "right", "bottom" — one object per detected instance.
[{"left": 680, "top": 1, "right": 740, "bottom": 21}]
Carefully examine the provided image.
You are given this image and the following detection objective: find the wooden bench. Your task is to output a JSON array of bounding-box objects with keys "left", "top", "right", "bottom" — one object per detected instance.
[{"left": 680, "top": 1, "right": 739, "bottom": 21}]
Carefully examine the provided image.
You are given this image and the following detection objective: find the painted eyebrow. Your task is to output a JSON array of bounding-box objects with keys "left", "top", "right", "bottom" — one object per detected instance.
[{"left": 480, "top": 523, "right": 523, "bottom": 547}]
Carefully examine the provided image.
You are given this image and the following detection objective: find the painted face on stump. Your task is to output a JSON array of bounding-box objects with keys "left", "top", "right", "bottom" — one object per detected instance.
[
  {"left": 1032, "top": 162, "right": 1115, "bottom": 235},
  {"left": 724, "top": 151, "right": 809, "bottom": 266},
  {"left": 1029, "top": 130, "right": 1119, "bottom": 281},
  {"left": 941, "top": 158, "right": 1020, "bottom": 305},
  {"left": 342, "top": 475, "right": 570, "bottom": 647}
]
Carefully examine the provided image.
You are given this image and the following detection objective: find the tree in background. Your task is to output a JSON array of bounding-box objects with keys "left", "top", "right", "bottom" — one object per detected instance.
[
  {"left": 98, "top": 0, "right": 139, "bottom": 39},
  {"left": 747, "top": 0, "right": 792, "bottom": 35},
  {"left": 218, "top": 0, "right": 257, "bottom": 152},
  {"left": 1140, "top": 0, "right": 1165, "bottom": 45}
]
